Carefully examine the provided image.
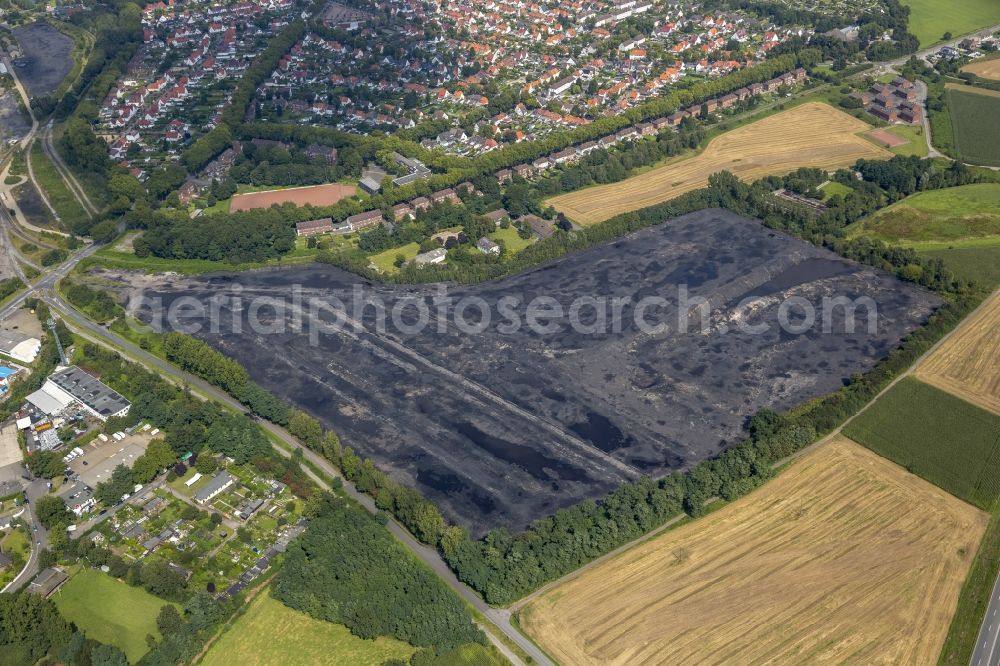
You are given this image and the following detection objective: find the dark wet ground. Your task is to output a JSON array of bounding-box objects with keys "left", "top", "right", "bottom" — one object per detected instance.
[
  {"left": 14, "top": 23, "right": 74, "bottom": 97},
  {"left": 131, "top": 209, "right": 941, "bottom": 534}
]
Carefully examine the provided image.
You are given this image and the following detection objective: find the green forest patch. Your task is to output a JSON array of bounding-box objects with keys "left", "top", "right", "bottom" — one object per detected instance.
[{"left": 844, "top": 378, "right": 1000, "bottom": 510}]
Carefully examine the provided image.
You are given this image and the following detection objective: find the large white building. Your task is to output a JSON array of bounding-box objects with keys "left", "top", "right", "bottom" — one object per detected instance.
[{"left": 0, "top": 329, "right": 41, "bottom": 364}]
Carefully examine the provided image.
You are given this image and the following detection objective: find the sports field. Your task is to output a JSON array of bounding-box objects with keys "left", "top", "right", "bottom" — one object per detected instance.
[
  {"left": 548, "top": 103, "right": 891, "bottom": 225},
  {"left": 229, "top": 183, "right": 356, "bottom": 212},
  {"left": 962, "top": 56, "right": 1000, "bottom": 81},
  {"left": 946, "top": 84, "right": 1000, "bottom": 167},
  {"left": 904, "top": 0, "right": 1000, "bottom": 47},
  {"left": 53, "top": 569, "right": 177, "bottom": 663},
  {"left": 519, "top": 438, "right": 986, "bottom": 666},
  {"left": 844, "top": 378, "right": 1000, "bottom": 509},
  {"left": 915, "top": 290, "right": 1000, "bottom": 415},
  {"left": 200, "top": 590, "right": 415, "bottom": 666},
  {"left": 852, "top": 183, "right": 1000, "bottom": 246}
]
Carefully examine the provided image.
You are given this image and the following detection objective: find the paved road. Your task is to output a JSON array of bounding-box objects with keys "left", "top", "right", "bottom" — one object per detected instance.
[
  {"left": 972, "top": 567, "right": 1000, "bottom": 666},
  {"left": 1, "top": 479, "right": 49, "bottom": 592}
]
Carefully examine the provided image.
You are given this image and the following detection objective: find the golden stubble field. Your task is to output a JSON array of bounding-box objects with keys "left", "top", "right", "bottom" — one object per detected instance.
[
  {"left": 961, "top": 58, "right": 1000, "bottom": 82},
  {"left": 519, "top": 438, "right": 986, "bottom": 666},
  {"left": 547, "top": 102, "right": 892, "bottom": 225},
  {"left": 915, "top": 289, "right": 1000, "bottom": 415}
]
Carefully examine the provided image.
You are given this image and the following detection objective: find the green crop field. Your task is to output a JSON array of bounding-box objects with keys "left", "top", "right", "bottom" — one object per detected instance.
[
  {"left": 844, "top": 378, "right": 1000, "bottom": 510},
  {"left": 201, "top": 590, "right": 415, "bottom": 666},
  {"left": 852, "top": 183, "right": 1000, "bottom": 246},
  {"left": 920, "top": 245, "right": 1000, "bottom": 287},
  {"left": 904, "top": 0, "right": 1000, "bottom": 47},
  {"left": 53, "top": 568, "right": 178, "bottom": 663},
  {"left": 948, "top": 87, "right": 1000, "bottom": 167}
]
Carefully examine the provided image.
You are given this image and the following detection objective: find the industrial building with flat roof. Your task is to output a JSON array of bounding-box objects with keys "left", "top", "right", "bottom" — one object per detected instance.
[{"left": 27, "top": 366, "right": 131, "bottom": 422}]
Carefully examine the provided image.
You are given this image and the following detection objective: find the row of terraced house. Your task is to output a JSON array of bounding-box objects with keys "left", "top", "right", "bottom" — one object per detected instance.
[{"left": 495, "top": 67, "right": 807, "bottom": 182}]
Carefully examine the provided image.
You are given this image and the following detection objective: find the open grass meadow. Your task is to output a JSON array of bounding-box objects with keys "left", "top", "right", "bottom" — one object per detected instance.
[
  {"left": 947, "top": 85, "right": 1000, "bottom": 167},
  {"left": 369, "top": 242, "right": 420, "bottom": 273},
  {"left": 884, "top": 124, "right": 930, "bottom": 157},
  {"left": 844, "top": 378, "right": 1000, "bottom": 510},
  {"left": 519, "top": 438, "right": 986, "bottom": 665},
  {"left": 490, "top": 225, "right": 536, "bottom": 254},
  {"left": 200, "top": 590, "right": 416, "bottom": 666},
  {"left": 850, "top": 183, "right": 1000, "bottom": 246},
  {"left": 53, "top": 568, "right": 178, "bottom": 663},
  {"left": 903, "top": 0, "right": 1000, "bottom": 46},
  {"left": 920, "top": 245, "right": 1000, "bottom": 288},
  {"left": 29, "top": 142, "right": 88, "bottom": 230}
]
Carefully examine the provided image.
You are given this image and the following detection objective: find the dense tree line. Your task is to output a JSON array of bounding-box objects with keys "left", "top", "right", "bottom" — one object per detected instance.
[
  {"left": 132, "top": 205, "right": 296, "bottom": 263},
  {"left": 160, "top": 332, "right": 289, "bottom": 423},
  {"left": 0, "top": 277, "right": 24, "bottom": 302},
  {"left": 62, "top": 280, "right": 124, "bottom": 323},
  {"left": 272, "top": 493, "right": 485, "bottom": 652}
]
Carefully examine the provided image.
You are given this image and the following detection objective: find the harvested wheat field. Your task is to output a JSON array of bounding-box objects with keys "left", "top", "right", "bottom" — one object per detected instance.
[
  {"left": 519, "top": 438, "right": 986, "bottom": 666},
  {"left": 548, "top": 102, "right": 891, "bottom": 225},
  {"left": 230, "top": 183, "right": 356, "bottom": 212},
  {"left": 962, "top": 58, "right": 1000, "bottom": 82},
  {"left": 915, "top": 290, "right": 1000, "bottom": 414}
]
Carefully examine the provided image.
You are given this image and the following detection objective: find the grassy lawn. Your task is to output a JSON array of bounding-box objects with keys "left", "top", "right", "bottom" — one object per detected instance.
[
  {"left": 53, "top": 568, "right": 178, "bottom": 663},
  {"left": 947, "top": 86, "right": 1000, "bottom": 167},
  {"left": 81, "top": 245, "right": 317, "bottom": 275},
  {"left": 849, "top": 183, "right": 1000, "bottom": 246},
  {"left": 885, "top": 124, "right": 929, "bottom": 157},
  {"left": 369, "top": 242, "right": 419, "bottom": 273},
  {"left": 939, "top": 508, "right": 1000, "bottom": 665},
  {"left": 819, "top": 180, "right": 853, "bottom": 200},
  {"left": 920, "top": 245, "right": 1000, "bottom": 287},
  {"left": 903, "top": 0, "right": 1000, "bottom": 46},
  {"left": 843, "top": 377, "right": 1000, "bottom": 510},
  {"left": 30, "top": 142, "right": 87, "bottom": 230},
  {"left": 490, "top": 225, "right": 536, "bottom": 255},
  {"left": 201, "top": 590, "right": 416, "bottom": 666}
]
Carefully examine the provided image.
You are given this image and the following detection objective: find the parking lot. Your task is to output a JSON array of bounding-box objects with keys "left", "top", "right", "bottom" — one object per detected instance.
[
  {"left": 0, "top": 422, "right": 20, "bottom": 469},
  {"left": 69, "top": 433, "right": 153, "bottom": 487}
]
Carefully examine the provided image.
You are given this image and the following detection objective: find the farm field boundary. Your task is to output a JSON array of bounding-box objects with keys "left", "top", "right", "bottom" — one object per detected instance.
[
  {"left": 914, "top": 289, "right": 1000, "bottom": 415},
  {"left": 518, "top": 437, "right": 986, "bottom": 666},
  {"left": 843, "top": 377, "right": 1000, "bottom": 509},
  {"left": 945, "top": 85, "right": 1000, "bottom": 167}
]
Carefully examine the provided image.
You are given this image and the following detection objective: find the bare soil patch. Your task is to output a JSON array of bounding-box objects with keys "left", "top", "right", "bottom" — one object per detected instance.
[
  {"left": 868, "top": 128, "right": 909, "bottom": 147},
  {"left": 229, "top": 183, "right": 356, "bottom": 212}
]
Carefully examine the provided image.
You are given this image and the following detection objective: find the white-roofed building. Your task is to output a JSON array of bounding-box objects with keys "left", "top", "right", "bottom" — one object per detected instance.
[{"left": 0, "top": 329, "right": 41, "bottom": 363}]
